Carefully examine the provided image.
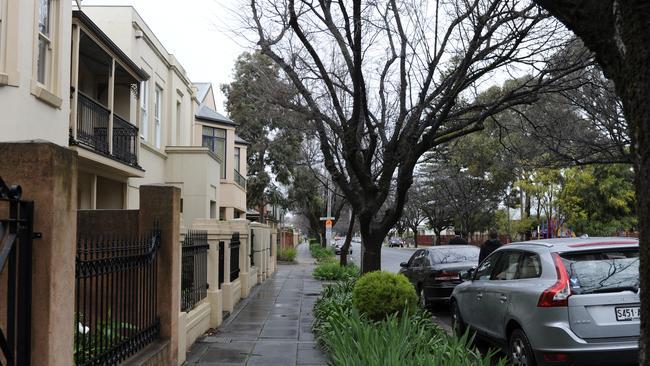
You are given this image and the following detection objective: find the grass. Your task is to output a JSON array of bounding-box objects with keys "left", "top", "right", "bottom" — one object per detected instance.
[
  {"left": 309, "top": 242, "right": 335, "bottom": 263},
  {"left": 313, "top": 259, "right": 359, "bottom": 280},
  {"left": 313, "top": 281, "right": 507, "bottom": 366},
  {"left": 277, "top": 247, "right": 297, "bottom": 262}
]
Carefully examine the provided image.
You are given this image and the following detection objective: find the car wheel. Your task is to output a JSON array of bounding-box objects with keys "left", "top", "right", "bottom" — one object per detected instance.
[
  {"left": 450, "top": 300, "right": 467, "bottom": 336},
  {"left": 509, "top": 329, "right": 536, "bottom": 366}
]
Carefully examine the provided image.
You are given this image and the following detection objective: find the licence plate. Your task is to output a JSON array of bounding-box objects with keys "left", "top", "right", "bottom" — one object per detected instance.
[{"left": 615, "top": 306, "right": 640, "bottom": 321}]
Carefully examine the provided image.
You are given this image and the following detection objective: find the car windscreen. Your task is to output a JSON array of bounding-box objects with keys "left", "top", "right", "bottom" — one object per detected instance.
[
  {"left": 430, "top": 247, "right": 479, "bottom": 264},
  {"left": 560, "top": 248, "right": 639, "bottom": 294}
]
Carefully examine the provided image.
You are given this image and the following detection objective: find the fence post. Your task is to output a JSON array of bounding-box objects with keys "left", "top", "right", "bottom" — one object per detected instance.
[
  {"left": 139, "top": 185, "right": 181, "bottom": 365},
  {"left": 0, "top": 142, "right": 77, "bottom": 366}
]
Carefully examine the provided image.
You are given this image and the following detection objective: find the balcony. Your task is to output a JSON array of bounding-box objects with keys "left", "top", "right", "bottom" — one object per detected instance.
[
  {"left": 74, "top": 92, "right": 139, "bottom": 168},
  {"left": 234, "top": 169, "right": 247, "bottom": 190}
]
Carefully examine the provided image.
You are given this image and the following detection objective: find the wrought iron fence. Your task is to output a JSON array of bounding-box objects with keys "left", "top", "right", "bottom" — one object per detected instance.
[
  {"left": 76, "top": 92, "right": 109, "bottom": 154},
  {"left": 230, "top": 232, "right": 240, "bottom": 282},
  {"left": 218, "top": 241, "right": 225, "bottom": 289},
  {"left": 249, "top": 229, "right": 255, "bottom": 267},
  {"left": 74, "top": 223, "right": 161, "bottom": 366},
  {"left": 0, "top": 177, "right": 34, "bottom": 366},
  {"left": 181, "top": 230, "right": 209, "bottom": 312},
  {"left": 112, "top": 114, "right": 139, "bottom": 167}
]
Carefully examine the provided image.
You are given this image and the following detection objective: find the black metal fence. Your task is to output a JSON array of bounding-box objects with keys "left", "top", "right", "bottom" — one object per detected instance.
[
  {"left": 0, "top": 178, "right": 34, "bottom": 366},
  {"left": 112, "top": 114, "right": 139, "bottom": 167},
  {"left": 181, "top": 230, "right": 209, "bottom": 312},
  {"left": 74, "top": 223, "right": 161, "bottom": 366},
  {"left": 76, "top": 92, "right": 109, "bottom": 154},
  {"left": 230, "top": 232, "right": 240, "bottom": 282},
  {"left": 249, "top": 230, "right": 255, "bottom": 267},
  {"left": 218, "top": 241, "right": 225, "bottom": 289}
]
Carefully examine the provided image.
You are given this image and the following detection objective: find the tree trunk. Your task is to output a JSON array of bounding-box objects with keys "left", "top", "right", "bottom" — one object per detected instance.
[
  {"left": 340, "top": 212, "right": 355, "bottom": 266},
  {"left": 413, "top": 229, "right": 419, "bottom": 248},
  {"left": 358, "top": 215, "right": 386, "bottom": 273}
]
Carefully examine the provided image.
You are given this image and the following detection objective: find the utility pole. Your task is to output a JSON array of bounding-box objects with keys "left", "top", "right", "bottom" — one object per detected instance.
[{"left": 319, "top": 176, "right": 335, "bottom": 248}]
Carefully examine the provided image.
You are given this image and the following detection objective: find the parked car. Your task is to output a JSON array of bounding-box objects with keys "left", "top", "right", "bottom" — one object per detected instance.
[
  {"left": 333, "top": 237, "right": 353, "bottom": 255},
  {"left": 450, "top": 237, "right": 640, "bottom": 366},
  {"left": 399, "top": 245, "right": 479, "bottom": 307},
  {"left": 388, "top": 237, "right": 404, "bottom": 247}
]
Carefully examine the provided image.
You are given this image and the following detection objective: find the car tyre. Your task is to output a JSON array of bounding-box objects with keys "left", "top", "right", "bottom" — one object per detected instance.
[
  {"left": 508, "top": 329, "right": 536, "bottom": 366},
  {"left": 450, "top": 300, "right": 467, "bottom": 336}
]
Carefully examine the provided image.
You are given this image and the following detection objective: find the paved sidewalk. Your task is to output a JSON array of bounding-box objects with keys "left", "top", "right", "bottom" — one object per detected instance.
[{"left": 185, "top": 243, "right": 327, "bottom": 365}]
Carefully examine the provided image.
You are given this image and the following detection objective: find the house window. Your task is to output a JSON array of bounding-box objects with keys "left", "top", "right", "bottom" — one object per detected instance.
[
  {"left": 154, "top": 86, "right": 162, "bottom": 148},
  {"left": 202, "top": 126, "right": 226, "bottom": 178},
  {"left": 235, "top": 147, "right": 241, "bottom": 172},
  {"left": 140, "top": 81, "right": 148, "bottom": 140},
  {"left": 36, "top": 0, "right": 53, "bottom": 86}
]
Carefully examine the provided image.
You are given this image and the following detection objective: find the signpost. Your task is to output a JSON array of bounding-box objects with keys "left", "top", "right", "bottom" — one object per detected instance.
[{"left": 320, "top": 216, "right": 335, "bottom": 246}]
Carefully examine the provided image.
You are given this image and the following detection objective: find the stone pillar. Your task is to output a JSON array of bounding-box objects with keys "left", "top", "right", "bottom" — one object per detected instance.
[
  {"left": 139, "top": 185, "right": 181, "bottom": 365},
  {"left": 222, "top": 236, "right": 234, "bottom": 313},
  {"left": 239, "top": 230, "right": 250, "bottom": 298},
  {"left": 0, "top": 142, "right": 77, "bottom": 366},
  {"left": 206, "top": 235, "right": 223, "bottom": 328}
]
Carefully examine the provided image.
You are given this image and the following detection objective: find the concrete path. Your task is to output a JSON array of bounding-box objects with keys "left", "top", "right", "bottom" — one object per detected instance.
[{"left": 185, "top": 242, "right": 327, "bottom": 366}]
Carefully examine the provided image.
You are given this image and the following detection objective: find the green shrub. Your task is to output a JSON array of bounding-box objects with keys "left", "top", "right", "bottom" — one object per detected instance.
[
  {"left": 352, "top": 271, "right": 417, "bottom": 320},
  {"left": 313, "top": 280, "right": 505, "bottom": 366},
  {"left": 309, "top": 243, "right": 335, "bottom": 262},
  {"left": 278, "top": 247, "right": 297, "bottom": 262},
  {"left": 313, "top": 260, "right": 359, "bottom": 280}
]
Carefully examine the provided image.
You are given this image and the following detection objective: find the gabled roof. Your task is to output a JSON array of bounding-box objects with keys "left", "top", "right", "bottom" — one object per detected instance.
[
  {"left": 193, "top": 82, "right": 211, "bottom": 103},
  {"left": 195, "top": 104, "right": 238, "bottom": 126},
  {"left": 235, "top": 134, "right": 250, "bottom": 146}
]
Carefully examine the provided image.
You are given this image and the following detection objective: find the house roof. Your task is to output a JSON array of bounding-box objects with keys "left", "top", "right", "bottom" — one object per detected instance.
[
  {"left": 195, "top": 104, "right": 238, "bottom": 126},
  {"left": 72, "top": 11, "right": 149, "bottom": 81},
  {"left": 235, "top": 134, "right": 250, "bottom": 146},
  {"left": 193, "top": 82, "right": 211, "bottom": 103}
]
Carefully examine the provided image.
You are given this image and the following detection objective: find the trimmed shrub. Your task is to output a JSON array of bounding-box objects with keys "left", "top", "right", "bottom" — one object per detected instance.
[
  {"left": 352, "top": 271, "right": 417, "bottom": 320},
  {"left": 278, "top": 247, "right": 297, "bottom": 262},
  {"left": 313, "top": 260, "right": 359, "bottom": 280}
]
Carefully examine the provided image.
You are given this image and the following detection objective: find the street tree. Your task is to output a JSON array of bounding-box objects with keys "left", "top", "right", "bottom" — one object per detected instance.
[
  {"left": 523, "top": 3, "right": 649, "bottom": 359},
  {"left": 222, "top": 52, "right": 305, "bottom": 214},
  {"left": 246, "top": 0, "right": 588, "bottom": 271},
  {"left": 400, "top": 186, "right": 427, "bottom": 248}
]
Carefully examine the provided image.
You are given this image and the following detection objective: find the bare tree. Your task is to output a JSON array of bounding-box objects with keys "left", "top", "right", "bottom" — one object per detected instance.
[
  {"left": 245, "top": 0, "right": 588, "bottom": 271},
  {"left": 527, "top": 3, "right": 649, "bottom": 361},
  {"left": 401, "top": 187, "right": 426, "bottom": 248}
]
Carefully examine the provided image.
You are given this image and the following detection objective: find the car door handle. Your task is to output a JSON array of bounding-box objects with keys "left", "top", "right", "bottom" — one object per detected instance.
[{"left": 499, "top": 294, "right": 508, "bottom": 302}]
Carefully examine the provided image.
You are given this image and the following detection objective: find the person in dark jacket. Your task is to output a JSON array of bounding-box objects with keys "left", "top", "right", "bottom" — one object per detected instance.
[
  {"left": 448, "top": 230, "right": 469, "bottom": 245},
  {"left": 479, "top": 230, "right": 502, "bottom": 263}
]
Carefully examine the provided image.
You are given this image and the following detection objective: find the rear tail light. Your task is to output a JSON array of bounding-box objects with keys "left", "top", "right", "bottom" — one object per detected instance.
[
  {"left": 537, "top": 253, "right": 571, "bottom": 307},
  {"left": 435, "top": 271, "right": 459, "bottom": 281},
  {"left": 543, "top": 353, "right": 569, "bottom": 362}
]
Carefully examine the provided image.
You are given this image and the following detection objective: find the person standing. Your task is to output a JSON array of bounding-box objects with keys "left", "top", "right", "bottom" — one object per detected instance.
[
  {"left": 448, "top": 230, "right": 469, "bottom": 245},
  {"left": 479, "top": 230, "right": 502, "bottom": 263}
]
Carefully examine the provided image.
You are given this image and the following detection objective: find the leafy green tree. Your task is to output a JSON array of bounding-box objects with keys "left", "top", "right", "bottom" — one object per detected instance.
[
  {"left": 222, "top": 52, "right": 304, "bottom": 213},
  {"left": 558, "top": 164, "right": 636, "bottom": 236}
]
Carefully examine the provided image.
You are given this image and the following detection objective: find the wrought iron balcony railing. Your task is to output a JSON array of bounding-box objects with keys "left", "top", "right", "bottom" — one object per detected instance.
[
  {"left": 234, "top": 169, "right": 247, "bottom": 189},
  {"left": 74, "top": 92, "right": 139, "bottom": 168}
]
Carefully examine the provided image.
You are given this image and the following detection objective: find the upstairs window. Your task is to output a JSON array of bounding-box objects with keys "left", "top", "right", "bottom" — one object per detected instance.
[
  {"left": 234, "top": 147, "right": 241, "bottom": 172},
  {"left": 202, "top": 126, "right": 226, "bottom": 178},
  {"left": 154, "top": 86, "right": 162, "bottom": 148},
  {"left": 140, "top": 81, "right": 148, "bottom": 140},
  {"left": 36, "top": 0, "right": 53, "bottom": 86}
]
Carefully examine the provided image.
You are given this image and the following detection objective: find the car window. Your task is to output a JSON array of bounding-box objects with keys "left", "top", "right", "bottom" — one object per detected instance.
[
  {"left": 409, "top": 250, "right": 424, "bottom": 267},
  {"left": 474, "top": 252, "right": 500, "bottom": 281},
  {"left": 516, "top": 251, "right": 542, "bottom": 279},
  {"left": 560, "top": 249, "right": 639, "bottom": 294},
  {"left": 491, "top": 251, "right": 520, "bottom": 280},
  {"left": 429, "top": 247, "right": 479, "bottom": 264}
]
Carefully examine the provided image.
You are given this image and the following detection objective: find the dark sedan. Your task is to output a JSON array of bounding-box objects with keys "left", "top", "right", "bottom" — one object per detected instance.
[{"left": 399, "top": 245, "right": 479, "bottom": 307}]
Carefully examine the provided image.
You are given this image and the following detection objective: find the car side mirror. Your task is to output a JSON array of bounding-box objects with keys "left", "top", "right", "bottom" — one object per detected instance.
[
  {"left": 461, "top": 267, "right": 476, "bottom": 281},
  {"left": 400, "top": 262, "right": 408, "bottom": 268}
]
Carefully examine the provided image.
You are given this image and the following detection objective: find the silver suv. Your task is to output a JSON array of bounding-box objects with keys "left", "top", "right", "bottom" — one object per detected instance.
[{"left": 450, "top": 237, "right": 639, "bottom": 366}]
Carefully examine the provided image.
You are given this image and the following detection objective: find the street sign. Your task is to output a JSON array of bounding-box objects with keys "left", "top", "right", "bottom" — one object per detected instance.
[
  {"left": 325, "top": 219, "right": 332, "bottom": 228},
  {"left": 319, "top": 217, "right": 336, "bottom": 221},
  {"left": 326, "top": 227, "right": 332, "bottom": 239}
]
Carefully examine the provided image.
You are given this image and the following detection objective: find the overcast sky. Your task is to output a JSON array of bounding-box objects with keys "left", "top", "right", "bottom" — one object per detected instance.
[{"left": 83, "top": 0, "right": 249, "bottom": 113}]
